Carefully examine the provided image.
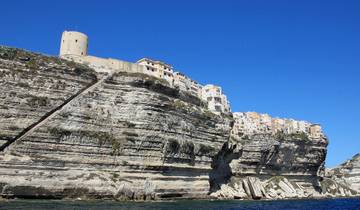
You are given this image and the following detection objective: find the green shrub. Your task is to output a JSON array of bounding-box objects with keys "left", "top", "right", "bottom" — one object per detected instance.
[
  {"left": 27, "top": 95, "right": 49, "bottom": 107},
  {"left": 197, "top": 144, "right": 216, "bottom": 156},
  {"left": 203, "top": 109, "right": 216, "bottom": 119},
  {"left": 181, "top": 141, "right": 195, "bottom": 156},
  {"left": 48, "top": 128, "right": 124, "bottom": 155},
  {"left": 166, "top": 139, "right": 180, "bottom": 154},
  {"left": 290, "top": 132, "right": 310, "bottom": 141}
]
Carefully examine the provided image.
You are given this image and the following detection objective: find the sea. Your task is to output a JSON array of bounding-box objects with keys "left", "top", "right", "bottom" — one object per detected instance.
[{"left": 0, "top": 198, "right": 359, "bottom": 210}]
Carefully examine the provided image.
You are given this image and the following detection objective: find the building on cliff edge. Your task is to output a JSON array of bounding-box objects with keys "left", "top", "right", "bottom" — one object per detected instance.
[
  {"left": 59, "top": 30, "right": 231, "bottom": 114},
  {"left": 231, "top": 112, "right": 325, "bottom": 139}
]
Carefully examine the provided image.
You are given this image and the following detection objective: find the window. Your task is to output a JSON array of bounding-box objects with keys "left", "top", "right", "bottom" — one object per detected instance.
[
  {"left": 75, "top": 39, "right": 78, "bottom": 43},
  {"left": 207, "top": 97, "right": 212, "bottom": 101},
  {"left": 215, "top": 106, "right": 222, "bottom": 112}
]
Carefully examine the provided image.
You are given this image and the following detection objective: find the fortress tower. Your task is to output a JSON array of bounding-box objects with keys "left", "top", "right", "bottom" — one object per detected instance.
[{"left": 59, "top": 31, "right": 88, "bottom": 57}]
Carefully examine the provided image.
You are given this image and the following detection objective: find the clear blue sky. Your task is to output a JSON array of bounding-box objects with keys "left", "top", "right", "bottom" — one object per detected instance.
[{"left": 1, "top": 0, "right": 359, "bottom": 167}]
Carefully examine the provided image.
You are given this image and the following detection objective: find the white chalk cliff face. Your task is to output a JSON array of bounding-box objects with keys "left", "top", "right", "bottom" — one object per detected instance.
[
  {"left": 323, "top": 154, "right": 360, "bottom": 197},
  {"left": 0, "top": 46, "right": 232, "bottom": 200},
  {"left": 0, "top": 46, "right": 354, "bottom": 200},
  {"left": 209, "top": 113, "right": 328, "bottom": 200}
]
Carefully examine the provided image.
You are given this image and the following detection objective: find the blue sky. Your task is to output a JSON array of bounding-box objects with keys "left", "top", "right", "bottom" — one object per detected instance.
[{"left": 1, "top": 0, "right": 359, "bottom": 167}]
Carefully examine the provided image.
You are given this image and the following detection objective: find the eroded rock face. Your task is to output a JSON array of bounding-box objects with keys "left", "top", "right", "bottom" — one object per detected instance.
[
  {"left": 0, "top": 47, "right": 232, "bottom": 200},
  {"left": 0, "top": 46, "right": 330, "bottom": 200},
  {"left": 324, "top": 153, "right": 360, "bottom": 197},
  {"left": 0, "top": 46, "right": 97, "bottom": 148},
  {"left": 210, "top": 115, "right": 328, "bottom": 200}
]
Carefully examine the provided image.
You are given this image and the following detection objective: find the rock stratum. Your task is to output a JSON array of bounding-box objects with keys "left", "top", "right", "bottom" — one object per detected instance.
[
  {"left": 323, "top": 154, "right": 360, "bottom": 197},
  {"left": 0, "top": 46, "right": 356, "bottom": 200}
]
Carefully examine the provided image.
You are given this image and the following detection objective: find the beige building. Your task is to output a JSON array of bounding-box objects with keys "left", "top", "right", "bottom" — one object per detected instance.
[
  {"left": 137, "top": 58, "right": 174, "bottom": 85},
  {"left": 260, "top": 114, "right": 272, "bottom": 127},
  {"left": 272, "top": 118, "right": 285, "bottom": 134},
  {"left": 173, "top": 72, "right": 204, "bottom": 98},
  {"left": 284, "top": 119, "right": 298, "bottom": 134},
  {"left": 190, "top": 80, "right": 203, "bottom": 98},
  {"left": 259, "top": 113, "right": 272, "bottom": 133},
  {"left": 232, "top": 112, "right": 271, "bottom": 136},
  {"left": 174, "top": 72, "right": 191, "bottom": 92},
  {"left": 246, "top": 112, "right": 261, "bottom": 134},
  {"left": 232, "top": 112, "right": 323, "bottom": 140},
  {"left": 309, "top": 124, "right": 323, "bottom": 138}
]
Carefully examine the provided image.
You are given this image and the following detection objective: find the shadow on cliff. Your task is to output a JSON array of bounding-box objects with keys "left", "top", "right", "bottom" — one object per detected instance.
[{"left": 209, "top": 142, "right": 241, "bottom": 193}]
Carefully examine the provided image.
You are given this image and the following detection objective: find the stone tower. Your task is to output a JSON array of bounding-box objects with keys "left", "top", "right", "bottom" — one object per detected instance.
[{"left": 59, "top": 31, "right": 88, "bottom": 57}]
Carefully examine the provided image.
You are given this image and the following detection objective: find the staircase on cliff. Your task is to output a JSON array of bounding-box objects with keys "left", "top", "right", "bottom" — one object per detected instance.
[{"left": 0, "top": 73, "right": 111, "bottom": 153}]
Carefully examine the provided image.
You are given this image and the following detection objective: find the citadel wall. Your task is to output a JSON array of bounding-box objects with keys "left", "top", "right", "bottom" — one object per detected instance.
[
  {"left": 62, "top": 54, "right": 145, "bottom": 74},
  {"left": 59, "top": 31, "right": 231, "bottom": 114}
]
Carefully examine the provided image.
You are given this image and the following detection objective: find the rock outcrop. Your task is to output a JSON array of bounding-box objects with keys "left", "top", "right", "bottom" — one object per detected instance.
[
  {"left": 209, "top": 112, "right": 328, "bottom": 200},
  {"left": 0, "top": 46, "right": 330, "bottom": 200},
  {"left": 0, "top": 46, "right": 232, "bottom": 200},
  {"left": 323, "top": 153, "right": 360, "bottom": 197}
]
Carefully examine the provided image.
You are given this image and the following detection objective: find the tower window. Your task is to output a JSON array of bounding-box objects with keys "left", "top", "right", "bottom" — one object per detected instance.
[{"left": 75, "top": 39, "right": 78, "bottom": 43}]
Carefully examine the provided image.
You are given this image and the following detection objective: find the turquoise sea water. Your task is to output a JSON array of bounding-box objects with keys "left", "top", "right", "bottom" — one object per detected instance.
[{"left": 0, "top": 198, "right": 360, "bottom": 210}]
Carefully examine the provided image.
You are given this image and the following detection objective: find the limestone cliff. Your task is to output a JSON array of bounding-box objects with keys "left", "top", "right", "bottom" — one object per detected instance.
[
  {"left": 210, "top": 112, "right": 328, "bottom": 200},
  {"left": 323, "top": 154, "right": 360, "bottom": 197},
  {"left": 0, "top": 46, "right": 232, "bottom": 200},
  {"left": 0, "top": 46, "right": 329, "bottom": 200}
]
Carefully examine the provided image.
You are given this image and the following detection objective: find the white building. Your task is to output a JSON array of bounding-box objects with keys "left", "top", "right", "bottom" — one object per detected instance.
[
  {"left": 298, "top": 121, "right": 310, "bottom": 133},
  {"left": 201, "top": 84, "right": 231, "bottom": 114}
]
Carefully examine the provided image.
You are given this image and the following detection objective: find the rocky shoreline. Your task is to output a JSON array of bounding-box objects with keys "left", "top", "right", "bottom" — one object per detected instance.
[{"left": 0, "top": 46, "right": 359, "bottom": 201}]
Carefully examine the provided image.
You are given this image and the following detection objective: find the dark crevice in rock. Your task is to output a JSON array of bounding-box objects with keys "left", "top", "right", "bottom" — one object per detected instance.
[{"left": 209, "top": 142, "right": 241, "bottom": 193}]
